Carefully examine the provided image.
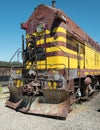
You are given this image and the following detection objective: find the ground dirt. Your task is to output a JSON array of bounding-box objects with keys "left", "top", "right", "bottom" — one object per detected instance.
[{"left": 0, "top": 85, "right": 100, "bottom": 130}]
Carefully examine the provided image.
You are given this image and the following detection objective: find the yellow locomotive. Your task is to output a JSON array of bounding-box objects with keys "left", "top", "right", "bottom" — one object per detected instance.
[{"left": 6, "top": 1, "right": 100, "bottom": 119}]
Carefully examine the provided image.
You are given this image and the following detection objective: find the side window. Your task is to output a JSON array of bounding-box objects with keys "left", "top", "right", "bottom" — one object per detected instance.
[{"left": 66, "top": 34, "right": 77, "bottom": 52}]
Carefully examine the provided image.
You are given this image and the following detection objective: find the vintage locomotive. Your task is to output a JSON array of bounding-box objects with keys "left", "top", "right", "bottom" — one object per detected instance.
[{"left": 6, "top": 1, "right": 100, "bottom": 119}]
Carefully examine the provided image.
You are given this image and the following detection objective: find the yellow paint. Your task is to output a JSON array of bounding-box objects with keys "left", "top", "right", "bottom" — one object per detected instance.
[
  {"left": 26, "top": 27, "right": 66, "bottom": 38},
  {"left": 94, "top": 72, "right": 97, "bottom": 75},
  {"left": 84, "top": 72, "right": 89, "bottom": 76},
  {"left": 16, "top": 80, "right": 23, "bottom": 88},
  {"left": 16, "top": 69, "right": 22, "bottom": 74},
  {"left": 85, "top": 43, "right": 100, "bottom": 69},
  {"left": 48, "top": 81, "right": 52, "bottom": 89},
  {"left": 27, "top": 42, "right": 32, "bottom": 47},
  {"left": 48, "top": 81, "right": 57, "bottom": 89},
  {"left": 69, "top": 58, "right": 78, "bottom": 68},
  {"left": 53, "top": 82, "right": 57, "bottom": 89},
  {"left": 77, "top": 72, "right": 80, "bottom": 77},
  {"left": 36, "top": 36, "right": 66, "bottom": 45},
  {"left": 53, "top": 27, "right": 66, "bottom": 34},
  {"left": 46, "top": 46, "right": 77, "bottom": 55},
  {"left": 90, "top": 72, "right": 94, "bottom": 75},
  {"left": 47, "top": 56, "right": 77, "bottom": 69},
  {"left": 26, "top": 27, "right": 66, "bottom": 46},
  {"left": 25, "top": 24, "right": 100, "bottom": 73},
  {"left": 26, "top": 55, "right": 80, "bottom": 70}
]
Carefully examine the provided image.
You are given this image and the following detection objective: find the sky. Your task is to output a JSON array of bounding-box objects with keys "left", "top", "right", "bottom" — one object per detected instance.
[{"left": 0, "top": 0, "right": 100, "bottom": 62}]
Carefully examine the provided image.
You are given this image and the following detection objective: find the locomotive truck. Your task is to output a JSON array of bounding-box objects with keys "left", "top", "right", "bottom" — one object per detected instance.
[{"left": 6, "top": 1, "right": 100, "bottom": 119}]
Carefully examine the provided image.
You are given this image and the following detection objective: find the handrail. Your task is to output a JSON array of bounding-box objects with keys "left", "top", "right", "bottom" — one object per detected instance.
[{"left": 9, "top": 48, "right": 22, "bottom": 63}]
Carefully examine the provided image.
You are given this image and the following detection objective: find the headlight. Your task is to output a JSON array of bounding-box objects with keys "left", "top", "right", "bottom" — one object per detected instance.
[{"left": 36, "top": 22, "right": 45, "bottom": 33}]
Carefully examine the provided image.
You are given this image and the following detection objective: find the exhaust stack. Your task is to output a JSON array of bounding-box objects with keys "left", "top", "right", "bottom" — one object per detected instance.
[{"left": 52, "top": 0, "right": 56, "bottom": 8}]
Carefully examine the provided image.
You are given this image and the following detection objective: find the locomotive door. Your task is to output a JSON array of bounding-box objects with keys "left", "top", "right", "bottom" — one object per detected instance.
[{"left": 77, "top": 44, "right": 85, "bottom": 70}]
